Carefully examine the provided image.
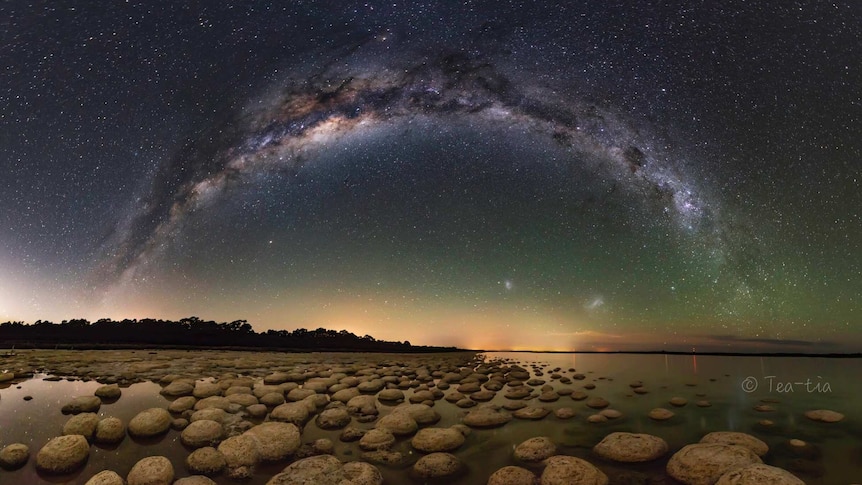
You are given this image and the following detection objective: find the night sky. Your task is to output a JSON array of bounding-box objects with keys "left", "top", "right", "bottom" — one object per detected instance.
[{"left": 2, "top": 1, "right": 860, "bottom": 352}]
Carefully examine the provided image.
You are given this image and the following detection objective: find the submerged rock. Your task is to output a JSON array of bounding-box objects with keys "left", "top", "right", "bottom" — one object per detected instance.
[
  {"left": 266, "top": 455, "right": 383, "bottom": 485},
  {"left": 463, "top": 405, "right": 512, "bottom": 428},
  {"left": 514, "top": 436, "right": 556, "bottom": 462},
  {"left": 666, "top": 443, "right": 762, "bottom": 485},
  {"left": 804, "top": 409, "right": 844, "bottom": 423},
  {"left": 487, "top": 465, "right": 537, "bottom": 485},
  {"left": 513, "top": 406, "right": 551, "bottom": 420},
  {"left": 413, "top": 452, "right": 463, "bottom": 479},
  {"left": 714, "top": 463, "right": 805, "bottom": 484},
  {"left": 592, "top": 432, "right": 668, "bottom": 462},
  {"left": 700, "top": 431, "right": 769, "bottom": 457},
  {"left": 359, "top": 428, "right": 396, "bottom": 451},
  {"left": 648, "top": 408, "right": 674, "bottom": 421},
  {"left": 61, "top": 395, "right": 102, "bottom": 414},
  {"left": 374, "top": 412, "right": 418, "bottom": 436},
  {"left": 554, "top": 407, "right": 576, "bottom": 419},
  {"left": 411, "top": 426, "right": 466, "bottom": 452},
  {"left": 541, "top": 455, "right": 608, "bottom": 485}
]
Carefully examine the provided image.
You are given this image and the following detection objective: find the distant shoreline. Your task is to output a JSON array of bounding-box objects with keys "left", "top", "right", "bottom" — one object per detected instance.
[
  {"left": 0, "top": 342, "right": 470, "bottom": 354},
  {"left": 3, "top": 343, "right": 860, "bottom": 358},
  {"left": 476, "top": 349, "right": 862, "bottom": 358}
]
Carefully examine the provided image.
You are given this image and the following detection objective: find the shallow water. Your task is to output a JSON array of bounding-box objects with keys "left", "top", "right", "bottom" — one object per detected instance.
[{"left": 0, "top": 350, "right": 859, "bottom": 484}]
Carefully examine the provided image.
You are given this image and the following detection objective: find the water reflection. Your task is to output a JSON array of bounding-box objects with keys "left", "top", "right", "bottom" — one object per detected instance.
[{"left": 0, "top": 353, "right": 859, "bottom": 484}]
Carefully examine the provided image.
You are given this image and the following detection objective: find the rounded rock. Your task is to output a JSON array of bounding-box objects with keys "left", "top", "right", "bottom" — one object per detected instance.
[
  {"left": 593, "top": 432, "right": 668, "bottom": 462},
  {"left": 94, "top": 384, "right": 122, "bottom": 401},
  {"left": 714, "top": 463, "right": 804, "bottom": 484},
  {"left": 413, "top": 452, "right": 463, "bottom": 479},
  {"left": 193, "top": 382, "right": 223, "bottom": 399},
  {"left": 378, "top": 389, "right": 405, "bottom": 403},
  {"left": 266, "top": 455, "right": 382, "bottom": 485},
  {"left": 585, "top": 397, "right": 609, "bottom": 409},
  {"left": 61, "top": 395, "right": 102, "bottom": 414},
  {"left": 398, "top": 403, "right": 440, "bottom": 425},
  {"left": 63, "top": 412, "right": 101, "bottom": 439},
  {"left": 804, "top": 409, "right": 844, "bottom": 423},
  {"left": 181, "top": 419, "right": 224, "bottom": 448},
  {"left": 226, "top": 393, "right": 258, "bottom": 407},
  {"left": 194, "top": 396, "right": 232, "bottom": 411},
  {"left": 168, "top": 396, "right": 197, "bottom": 413},
  {"left": 343, "top": 460, "right": 384, "bottom": 485},
  {"left": 513, "top": 406, "right": 550, "bottom": 420},
  {"left": 84, "top": 470, "right": 125, "bottom": 485},
  {"left": 411, "top": 427, "right": 466, "bottom": 452},
  {"left": 316, "top": 407, "right": 351, "bottom": 430},
  {"left": 128, "top": 408, "right": 172, "bottom": 438},
  {"left": 246, "top": 403, "right": 268, "bottom": 418},
  {"left": 186, "top": 446, "right": 226, "bottom": 475},
  {"left": 218, "top": 434, "right": 260, "bottom": 479},
  {"left": 374, "top": 412, "right": 418, "bottom": 436},
  {"left": 161, "top": 380, "right": 194, "bottom": 397},
  {"left": 347, "top": 394, "right": 379, "bottom": 415},
  {"left": 245, "top": 421, "right": 301, "bottom": 461},
  {"left": 488, "top": 466, "right": 537, "bottom": 485},
  {"left": 667, "top": 444, "right": 762, "bottom": 485},
  {"left": 0, "top": 443, "right": 29, "bottom": 470},
  {"left": 648, "top": 408, "right": 674, "bottom": 421},
  {"left": 360, "top": 428, "right": 396, "bottom": 451},
  {"left": 554, "top": 407, "right": 576, "bottom": 419},
  {"left": 700, "top": 431, "right": 769, "bottom": 457},
  {"left": 94, "top": 417, "right": 126, "bottom": 444},
  {"left": 463, "top": 406, "right": 512, "bottom": 428},
  {"left": 599, "top": 409, "right": 622, "bottom": 419},
  {"left": 127, "top": 455, "right": 174, "bottom": 485},
  {"left": 331, "top": 387, "right": 360, "bottom": 403},
  {"left": 190, "top": 408, "right": 228, "bottom": 424},
  {"left": 514, "top": 436, "right": 556, "bottom": 463},
  {"left": 270, "top": 455, "right": 337, "bottom": 479},
  {"left": 260, "top": 392, "right": 286, "bottom": 407},
  {"left": 270, "top": 402, "right": 310, "bottom": 425},
  {"left": 174, "top": 477, "right": 217, "bottom": 485},
  {"left": 287, "top": 388, "right": 316, "bottom": 401},
  {"left": 541, "top": 455, "right": 608, "bottom": 485},
  {"left": 36, "top": 435, "right": 89, "bottom": 474}
]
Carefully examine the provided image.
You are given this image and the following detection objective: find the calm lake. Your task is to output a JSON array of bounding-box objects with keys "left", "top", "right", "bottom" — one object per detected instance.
[{"left": 0, "top": 350, "right": 858, "bottom": 484}]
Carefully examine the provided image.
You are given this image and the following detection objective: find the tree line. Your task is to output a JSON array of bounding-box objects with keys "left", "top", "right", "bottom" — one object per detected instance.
[{"left": 0, "top": 317, "right": 457, "bottom": 352}]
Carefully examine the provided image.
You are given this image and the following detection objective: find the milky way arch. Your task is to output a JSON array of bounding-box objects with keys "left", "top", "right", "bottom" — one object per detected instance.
[{"left": 100, "top": 42, "right": 720, "bottom": 287}]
